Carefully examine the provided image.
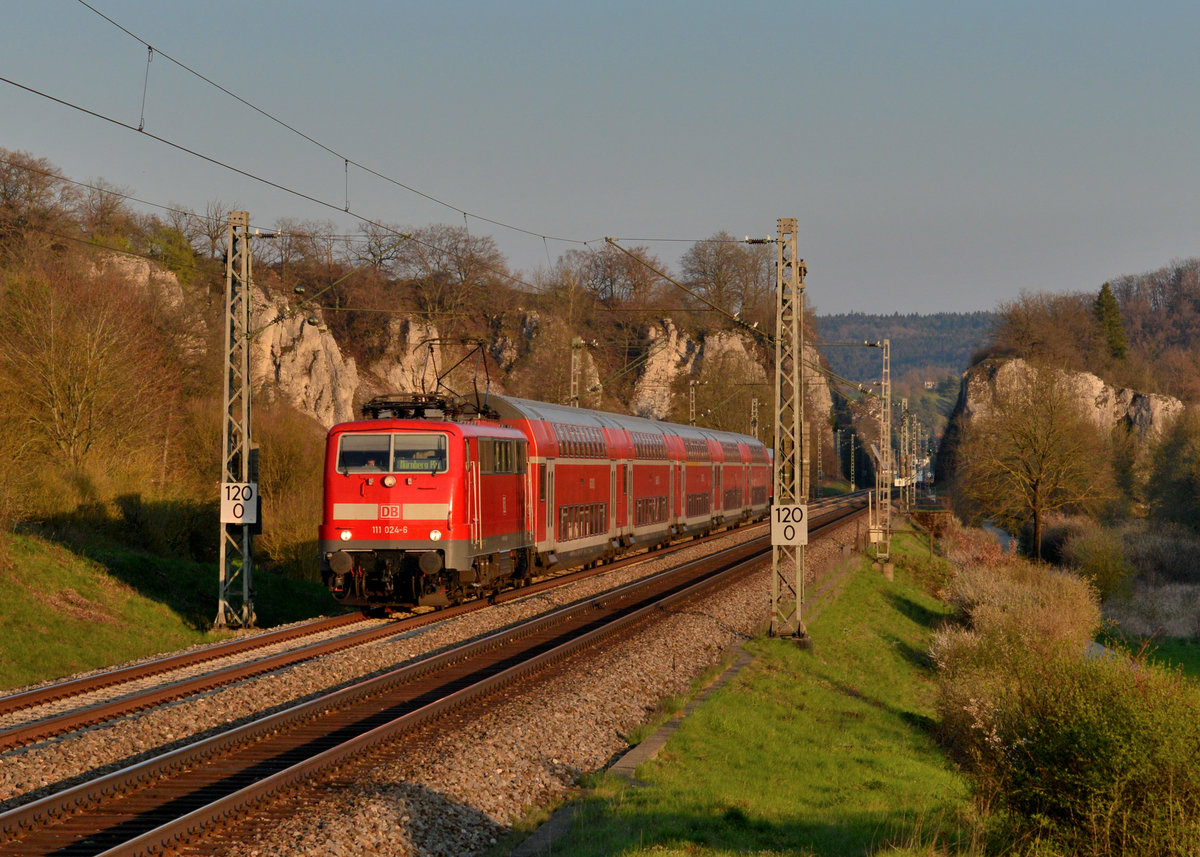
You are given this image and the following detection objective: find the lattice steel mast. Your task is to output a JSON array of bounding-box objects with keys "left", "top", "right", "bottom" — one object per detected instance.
[
  {"left": 216, "top": 211, "right": 256, "bottom": 628},
  {"left": 769, "top": 217, "right": 809, "bottom": 642}
]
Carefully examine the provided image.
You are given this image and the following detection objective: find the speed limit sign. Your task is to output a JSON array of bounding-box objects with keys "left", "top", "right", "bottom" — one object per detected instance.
[
  {"left": 220, "top": 482, "right": 258, "bottom": 524},
  {"left": 771, "top": 504, "right": 808, "bottom": 545}
]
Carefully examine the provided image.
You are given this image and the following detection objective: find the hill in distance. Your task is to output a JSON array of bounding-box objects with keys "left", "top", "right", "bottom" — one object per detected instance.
[{"left": 816, "top": 311, "right": 996, "bottom": 387}]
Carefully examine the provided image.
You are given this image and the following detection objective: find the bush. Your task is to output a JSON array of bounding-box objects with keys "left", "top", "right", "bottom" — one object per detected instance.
[
  {"left": 933, "top": 527, "right": 1200, "bottom": 855},
  {"left": 1103, "top": 583, "right": 1200, "bottom": 639},
  {"left": 940, "top": 561, "right": 1099, "bottom": 653},
  {"left": 1061, "top": 523, "right": 1135, "bottom": 600},
  {"left": 1121, "top": 522, "right": 1200, "bottom": 586},
  {"left": 984, "top": 650, "right": 1200, "bottom": 855},
  {"left": 253, "top": 403, "right": 326, "bottom": 582}
]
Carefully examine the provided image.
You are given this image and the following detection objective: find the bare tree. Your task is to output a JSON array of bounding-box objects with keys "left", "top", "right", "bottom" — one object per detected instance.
[
  {"left": 991, "top": 291, "right": 1102, "bottom": 373},
  {"left": 198, "top": 199, "right": 234, "bottom": 259},
  {"left": 680, "top": 231, "right": 773, "bottom": 326},
  {"left": 0, "top": 255, "right": 176, "bottom": 469},
  {"left": 355, "top": 221, "right": 412, "bottom": 274},
  {"left": 163, "top": 203, "right": 204, "bottom": 250},
  {"left": 392, "top": 224, "right": 511, "bottom": 325},
  {"left": 954, "top": 362, "right": 1116, "bottom": 558},
  {"left": 0, "top": 148, "right": 81, "bottom": 254},
  {"left": 560, "top": 243, "right": 667, "bottom": 309},
  {"left": 77, "top": 178, "right": 137, "bottom": 243}
]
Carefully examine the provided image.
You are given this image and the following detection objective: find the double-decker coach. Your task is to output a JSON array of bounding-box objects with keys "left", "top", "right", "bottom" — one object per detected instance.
[{"left": 320, "top": 393, "right": 771, "bottom": 612}]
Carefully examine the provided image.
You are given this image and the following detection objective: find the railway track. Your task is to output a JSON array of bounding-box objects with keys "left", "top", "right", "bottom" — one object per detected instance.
[
  {"left": 0, "top": 497, "right": 865, "bottom": 856},
  {"left": 0, "top": 515, "right": 785, "bottom": 753}
]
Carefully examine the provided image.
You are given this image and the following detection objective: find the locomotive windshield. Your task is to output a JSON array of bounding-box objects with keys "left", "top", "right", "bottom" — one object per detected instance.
[{"left": 337, "top": 433, "right": 448, "bottom": 474}]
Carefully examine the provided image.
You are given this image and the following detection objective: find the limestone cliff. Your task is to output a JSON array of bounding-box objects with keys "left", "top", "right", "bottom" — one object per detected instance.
[
  {"left": 939, "top": 357, "right": 1184, "bottom": 484},
  {"left": 959, "top": 358, "right": 1183, "bottom": 442},
  {"left": 248, "top": 286, "right": 358, "bottom": 428}
]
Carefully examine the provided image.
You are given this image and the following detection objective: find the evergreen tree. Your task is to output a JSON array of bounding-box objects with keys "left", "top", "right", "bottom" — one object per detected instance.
[{"left": 1093, "top": 282, "right": 1128, "bottom": 360}]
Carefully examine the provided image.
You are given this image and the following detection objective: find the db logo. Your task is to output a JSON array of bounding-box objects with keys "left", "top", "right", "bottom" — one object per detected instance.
[{"left": 380, "top": 505, "right": 402, "bottom": 519}]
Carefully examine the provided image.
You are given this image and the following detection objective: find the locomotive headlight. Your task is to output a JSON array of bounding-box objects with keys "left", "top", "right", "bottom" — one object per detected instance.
[
  {"left": 382, "top": 475, "right": 397, "bottom": 488},
  {"left": 429, "top": 529, "right": 443, "bottom": 541},
  {"left": 339, "top": 529, "right": 352, "bottom": 541}
]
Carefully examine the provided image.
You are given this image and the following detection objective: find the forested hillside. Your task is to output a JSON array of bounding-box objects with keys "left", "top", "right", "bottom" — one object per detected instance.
[
  {"left": 816, "top": 312, "right": 996, "bottom": 384},
  {"left": 816, "top": 311, "right": 995, "bottom": 435},
  {"left": 0, "top": 148, "right": 787, "bottom": 583},
  {"left": 982, "top": 261, "right": 1200, "bottom": 402}
]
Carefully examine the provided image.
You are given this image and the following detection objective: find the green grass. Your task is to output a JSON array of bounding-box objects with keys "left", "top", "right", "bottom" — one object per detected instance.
[
  {"left": 1142, "top": 638, "right": 1200, "bottom": 678},
  {"left": 545, "top": 535, "right": 977, "bottom": 857},
  {"left": 1096, "top": 628, "right": 1200, "bottom": 680},
  {"left": 0, "top": 533, "right": 337, "bottom": 690}
]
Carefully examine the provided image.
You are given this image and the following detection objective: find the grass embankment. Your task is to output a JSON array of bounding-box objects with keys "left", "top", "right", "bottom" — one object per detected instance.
[
  {"left": 1144, "top": 638, "right": 1200, "bottom": 676},
  {"left": 0, "top": 532, "right": 335, "bottom": 690},
  {"left": 543, "top": 532, "right": 976, "bottom": 857}
]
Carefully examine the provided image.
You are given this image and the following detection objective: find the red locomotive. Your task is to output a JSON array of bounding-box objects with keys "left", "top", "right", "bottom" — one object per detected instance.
[{"left": 319, "top": 393, "right": 772, "bottom": 611}]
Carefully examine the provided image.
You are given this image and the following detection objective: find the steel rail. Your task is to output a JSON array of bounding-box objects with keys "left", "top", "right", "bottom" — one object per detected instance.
[
  {"left": 0, "top": 517, "right": 774, "bottom": 750},
  {"left": 106, "top": 535, "right": 782, "bottom": 857},
  {"left": 0, "top": 612, "right": 364, "bottom": 718},
  {"left": 1, "top": 497, "right": 867, "bottom": 857},
  {"left": 0, "top": 508, "right": 868, "bottom": 856},
  {"left": 0, "top": 494, "right": 863, "bottom": 752},
  {"left": 1, "top": 496, "right": 856, "bottom": 746}
]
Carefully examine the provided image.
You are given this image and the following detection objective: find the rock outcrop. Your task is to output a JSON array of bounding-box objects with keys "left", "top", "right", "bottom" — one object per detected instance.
[
  {"left": 367, "top": 318, "right": 441, "bottom": 396},
  {"left": 959, "top": 358, "right": 1183, "bottom": 442},
  {"left": 938, "top": 357, "right": 1185, "bottom": 486},
  {"left": 248, "top": 286, "right": 357, "bottom": 428},
  {"left": 630, "top": 320, "right": 701, "bottom": 419}
]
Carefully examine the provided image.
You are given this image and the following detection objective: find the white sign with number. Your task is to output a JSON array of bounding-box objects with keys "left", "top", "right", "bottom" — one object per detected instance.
[
  {"left": 771, "top": 504, "right": 808, "bottom": 545},
  {"left": 221, "top": 482, "right": 258, "bottom": 524}
]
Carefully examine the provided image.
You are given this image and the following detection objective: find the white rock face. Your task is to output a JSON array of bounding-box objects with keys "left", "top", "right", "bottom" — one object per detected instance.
[
  {"left": 248, "top": 286, "right": 358, "bottom": 428},
  {"left": 99, "top": 253, "right": 207, "bottom": 361},
  {"left": 368, "top": 318, "right": 442, "bottom": 395},
  {"left": 628, "top": 320, "right": 832, "bottom": 431},
  {"left": 962, "top": 358, "right": 1183, "bottom": 442},
  {"left": 100, "top": 254, "right": 187, "bottom": 312},
  {"left": 630, "top": 320, "right": 700, "bottom": 419}
]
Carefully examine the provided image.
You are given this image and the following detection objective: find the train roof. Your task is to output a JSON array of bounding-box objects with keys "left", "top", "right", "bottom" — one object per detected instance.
[
  {"left": 486, "top": 394, "right": 764, "bottom": 450},
  {"left": 327, "top": 417, "right": 525, "bottom": 440}
]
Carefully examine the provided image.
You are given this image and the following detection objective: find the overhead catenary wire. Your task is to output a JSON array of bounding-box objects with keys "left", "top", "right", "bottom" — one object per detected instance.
[
  {"left": 5, "top": 7, "right": 788, "bottom": 322},
  {"left": 0, "top": 72, "right": 558, "bottom": 293},
  {"left": 72, "top": 0, "right": 587, "bottom": 248},
  {"left": 53, "top": 3, "right": 771, "bottom": 266}
]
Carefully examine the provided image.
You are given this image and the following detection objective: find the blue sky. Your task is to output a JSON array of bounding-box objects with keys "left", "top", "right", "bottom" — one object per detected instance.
[{"left": 4, "top": 1, "right": 1199, "bottom": 314}]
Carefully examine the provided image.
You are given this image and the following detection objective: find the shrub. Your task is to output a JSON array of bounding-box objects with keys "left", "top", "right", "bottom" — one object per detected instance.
[
  {"left": 1121, "top": 522, "right": 1200, "bottom": 586},
  {"left": 940, "top": 560, "right": 1099, "bottom": 653},
  {"left": 1061, "top": 523, "right": 1136, "bottom": 600},
  {"left": 940, "top": 518, "right": 1009, "bottom": 572},
  {"left": 934, "top": 527, "right": 1200, "bottom": 856},
  {"left": 253, "top": 403, "right": 326, "bottom": 582},
  {"left": 1103, "top": 583, "right": 1200, "bottom": 639},
  {"left": 984, "top": 650, "right": 1200, "bottom": 855}
]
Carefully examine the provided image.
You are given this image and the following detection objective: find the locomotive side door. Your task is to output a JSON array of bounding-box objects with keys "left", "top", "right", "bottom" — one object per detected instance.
[
  {"left": 466, "top": 438, "right": 482, "bottom": 551},
  {"left": 517, "top": 440, "right": 530, "bottom": 543},
  {"left": 610, "top": 463, "right": 616, "bottom": 534},
  {"left": 626, "top": 463, "right": 633, "bottom": 528},
  {"left": 668, "top": 462, "right": 674, "bottom": 520},
  {"left": 546, "top": 462, "right": 555, "bottom": 546}
]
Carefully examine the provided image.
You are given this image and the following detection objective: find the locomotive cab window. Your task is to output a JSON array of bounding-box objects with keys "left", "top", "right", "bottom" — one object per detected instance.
[
  {"left": 336, "top": 434, "right": 391, "bottom": 473},
  {"left": 337, "top": 433, "right": 448, "bottom": 474}
]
